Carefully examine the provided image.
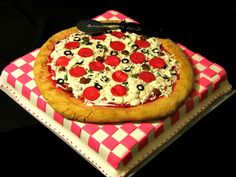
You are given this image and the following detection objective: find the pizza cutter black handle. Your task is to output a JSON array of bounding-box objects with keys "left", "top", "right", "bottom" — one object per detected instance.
[
  {"left": 120, "top": 21, "right": 142, "bottom": 34},
  {"left": 77, "top": 20, "right": 167, "bottom": 37},
  {"left": 119, "top": 21, "right": 156, "bottom": 35},
  {"left": 120, "top": 21, "right": 167, "bottom": 38}
]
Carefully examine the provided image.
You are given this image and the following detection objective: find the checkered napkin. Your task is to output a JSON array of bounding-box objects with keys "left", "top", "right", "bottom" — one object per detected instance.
[{"left": 0, "top": 10, "right": 227, "bottom": 176}]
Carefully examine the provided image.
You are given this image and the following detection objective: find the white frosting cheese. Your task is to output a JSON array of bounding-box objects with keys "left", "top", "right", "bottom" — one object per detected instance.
[{"left": 48, "top": 30, "right": 179, "bottom": 107}]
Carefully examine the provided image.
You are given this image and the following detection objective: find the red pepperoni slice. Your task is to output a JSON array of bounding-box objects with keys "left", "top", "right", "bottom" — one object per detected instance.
[
  {"left": 78, "top": 48, "right": 94, "bottom": 57},
  {"left": 69, "top": 66, "right": 86, "bottom": 77},
  {"left": 130, "top": 52, "right": 145, "bottom": 64},
  {"left": 111, "top": 31, "right": 125, "bottom": 38},
  {"left": 139, "top": 71, "right": 156, "bottom": 83},
  {"left": 112, "top": 71, "right": 128, "bottom": 82},
  {"left": 65, "top": 41, "right": 80, "bottom": 49},
  {"left": 89, "top": 61, "right": 105, "bottom": 71},
  {"left": 105, "top": 56, "right": 120, "bottom": 67},
  {"left": 83, "top": 86, "right": 100, "bottom": 101},
  {"left": 111, "top": 84, "right": 127, "bottom": 97},
  {"left": 55, "top": 56, "right": 70, "bottom": 67},
  {"left": 135, "top": 40, "right": 150, "bottom": 48},
  {"left": 110, "top": 41, "right": 125, "bottom": 51},
  {"left": 92, "top": 34, "right": 106, "bottom": 40},
  {"left": 149, "top": 57, "right": 166, "bottom": 68}
]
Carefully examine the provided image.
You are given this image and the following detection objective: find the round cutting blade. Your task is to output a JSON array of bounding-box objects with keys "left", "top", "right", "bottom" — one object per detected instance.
[
  {"left": 76, "top": 20, "right": 120, "bottom": 35},
  {"left": 76, "top": 20, "right": 107, "bottom": 34}
]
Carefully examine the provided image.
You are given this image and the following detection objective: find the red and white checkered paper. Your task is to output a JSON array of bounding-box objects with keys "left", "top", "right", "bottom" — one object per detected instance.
[{"left": 0, "top": 10, "right": 227, "bottom": 174}]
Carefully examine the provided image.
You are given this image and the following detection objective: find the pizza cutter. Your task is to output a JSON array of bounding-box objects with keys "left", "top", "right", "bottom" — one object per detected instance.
[{"left": 76, "top": 20, "right": 167, "bottom": 37}]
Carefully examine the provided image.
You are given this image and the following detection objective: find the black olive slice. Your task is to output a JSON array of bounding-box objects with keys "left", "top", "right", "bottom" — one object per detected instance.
[
  {"left": 137, "top": 84, "right": 144, "bottom": 91},
  {"left": 57, "top": 78, "right": 64, "bottom": 84},
  {"left": 96, "top": 44, "right": 103, "bottom": 49},
  {"left": 110, "top": 51, "right": 118, "bottom": 56},
  {"left": 141, "top": 49, "right": 149, "bottom": 54},
  {"left": 64, "top": 50, "right": 72, "bottom": 56},
  {"left": 132, "top": 44, "right": 139, "bottom": 50},
  {"left": 84, "top": 41, "right": 93, "bottom": 45},
  {"left": 123, "top": 66, "right": 132, "bottom": 72},
  {"left": 121, "top": 58, "right": 129, "bottom": 64},
  {"left": 94, "top": 83, "right": 103, "bottom": 90},
  {"left": 152, "top": 48, "right": 159, "bottom": 53},
  {"left": 101, "top": 75, "right": 109, "bottom": 82},
  {"left": 76, "top": 60, "right": 84, "bottom": 65},
  {"left": 73, "top": 37, "right": 81, "bottom": 41}
]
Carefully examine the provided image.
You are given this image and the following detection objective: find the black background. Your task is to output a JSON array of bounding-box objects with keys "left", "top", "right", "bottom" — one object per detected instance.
[{"left": 0, "top": 0, "right": 235, "bottom": 176}]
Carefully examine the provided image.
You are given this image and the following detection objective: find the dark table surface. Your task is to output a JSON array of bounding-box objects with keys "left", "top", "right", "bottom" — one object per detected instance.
[{"left": 0, "top": 0, "right": 235, "bottom": 176}]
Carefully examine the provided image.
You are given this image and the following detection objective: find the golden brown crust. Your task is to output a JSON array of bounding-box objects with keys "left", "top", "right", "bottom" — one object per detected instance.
[{"left": 33, "top": 26, "right": 194, "bottom": 123}]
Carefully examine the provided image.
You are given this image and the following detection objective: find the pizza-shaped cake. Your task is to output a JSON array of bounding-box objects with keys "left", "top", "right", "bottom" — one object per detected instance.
[{"left": 33, "top": 23, "right": 194, "bottom": 123}]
